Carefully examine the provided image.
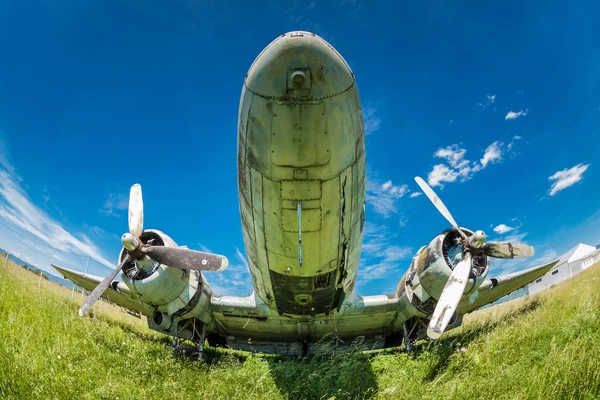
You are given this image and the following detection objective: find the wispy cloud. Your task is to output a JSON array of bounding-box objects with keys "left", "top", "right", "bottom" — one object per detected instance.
[
  {"left": 493, "top": 224, "right": 515, "bottom": 234},
  {"left": 363, "top": 106, "right": 381, "bottom": 135},
  {"left": 426, "top": 141, "right": 506, "bottom": 188},
  {"left": 99, "top": 193, "right": 128, "bottom": 217},
  {"left": 0, "top": 130, "right": 21, "bottom": 181},
  {"left": 357, "top": 222, "right": 413, "bottom": 285},
  {"left": 477, "top": 94, "right": 496, "bottom": 108},
  {"left": 366, "top": 170, "right": 410, "bottom": 217},
  {"left": 203, "top": 245, "right": 252, "bottom": 296},
  {"left": 491, "top": 248, "right": 557, "bottom": 276},
  {"left": 198, "top": 243, "right": 213, "bottom": 253},
  {"left": 303, "top": 1, "right": 316, "bottom": 11},
  {"left": 83, "top": 223, "right": 120, "bottom": 241},
  {"left": 0, "top": 169, "right": 115, "bottom": 270},
  {"left": 506, "top": 135, "right": 522, "bottom": 151},
  {"left": 503, "top": 232, "right": 528, "bottom": 243},
  {"left": 505, "top": 109, "right": 528, "bottom": 120},
  {"left": 409, "top": 192, "right": 422, "bottom": 198},
  {"left": 548, "top": 163, "right": 590, "bottom": 196}
]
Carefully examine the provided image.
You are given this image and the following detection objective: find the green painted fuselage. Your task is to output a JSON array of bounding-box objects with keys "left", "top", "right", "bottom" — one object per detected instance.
[{"left": 237, "top": 31, "right": 366, "bottom": 317}]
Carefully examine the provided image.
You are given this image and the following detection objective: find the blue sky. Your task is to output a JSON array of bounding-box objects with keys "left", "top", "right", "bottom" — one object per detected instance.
[{"left": 0, "top": 0, "right": 598, "bottom": 296}]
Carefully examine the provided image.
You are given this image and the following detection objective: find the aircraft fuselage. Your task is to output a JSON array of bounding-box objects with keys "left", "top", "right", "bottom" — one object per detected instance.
[{"left": 237, "top": 31, "right": 366, "bottom": 317}]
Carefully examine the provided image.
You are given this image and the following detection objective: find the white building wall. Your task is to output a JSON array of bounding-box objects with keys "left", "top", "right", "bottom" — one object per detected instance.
[
  {"left": 528, "top": 262, "right": 570, "bottom": 296},
  {"left": 581, "top": 250, "right": 600, "bottom": 270},
  {"left": 568, "top": 244, "right": 597, "bottom": 263},
  {"left": 527, "top": 244, "right": 599, "bottom": 296}
]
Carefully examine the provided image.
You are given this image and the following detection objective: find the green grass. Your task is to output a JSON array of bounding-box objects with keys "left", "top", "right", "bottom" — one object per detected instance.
[{"left": 1, "top": 257, "right": 600, "bottom": 400}]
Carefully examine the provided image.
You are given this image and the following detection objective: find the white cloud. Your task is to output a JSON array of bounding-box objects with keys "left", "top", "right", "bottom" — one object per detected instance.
[
  {"left": 493, "top": 224, "right": 514, "bottom": 234},
  {"left": 0, "top": 169, "right": 115, "bottom": 271},
  {"left": 426, "top": 141, "right": 506, "bottom": 188},
  {"left": 363, "top": 106, "right": 381, "bottom": 135},
  {"left": 480, "top": 141, "right": 503, "bottom": 168},
  {"left": 505, "top": 109, "right": 528, "bottom": 120},
  {"left": 366, "top": 172, "right": 409, "bottom": 217},
  {"left": 357, "top": 222, "right": 413, "bottom": 285},
  {"left": 428, "top": 164, "right": 459, "bottom": 187},
  {"left": 477, "top": 94, "right": 496, "bottom": 108},
  {"left": 99, "top": 193, "right": 128, "bottom": 217},
  {"left": 409, "top": 192, "right": 422, "bottom": 198},
  {"left": 435, "top": 146, "right": 469, "bottom": 170},
  {"left": 548, "top": 163, "right": 590, "bottom": 196}
]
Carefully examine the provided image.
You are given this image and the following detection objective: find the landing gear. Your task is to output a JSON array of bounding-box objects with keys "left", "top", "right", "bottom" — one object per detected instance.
[
  {"left": 196, "top": 324, "right": 207, "bottom": 361},
  {"left": 403, "top": 322, "right": 415, "bottom": 353},
  {"left": 170, "top": 320, "right": 208, "bottom": 362},
  {"left": 402, "top": 318, "right": 423, "bottom": 353}
]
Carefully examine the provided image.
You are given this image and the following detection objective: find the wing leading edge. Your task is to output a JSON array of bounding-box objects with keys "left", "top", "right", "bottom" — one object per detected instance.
[
  {"left": 52, "top": 264, "right": 152, "bottom": 316},
  {"left": 458, "top": 259, "right": 560, "bottom": 314}
]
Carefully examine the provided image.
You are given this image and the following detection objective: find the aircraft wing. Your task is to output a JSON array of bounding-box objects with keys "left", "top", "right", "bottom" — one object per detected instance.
[
  {"left": 457, "top": 259, "right": 560, "bottom": 314},
  {"left": 51, "top": 264, "right": 152, "bottom": 316}
]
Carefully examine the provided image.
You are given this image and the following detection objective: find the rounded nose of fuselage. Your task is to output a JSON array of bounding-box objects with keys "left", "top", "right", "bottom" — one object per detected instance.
[{"left": 244, "top": 31, "right": 355, "bottom": 100}]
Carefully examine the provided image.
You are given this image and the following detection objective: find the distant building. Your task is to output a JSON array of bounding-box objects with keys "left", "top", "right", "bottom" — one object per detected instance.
[{"left": 528, "top": 243, "right": 600, "bottom": 295}]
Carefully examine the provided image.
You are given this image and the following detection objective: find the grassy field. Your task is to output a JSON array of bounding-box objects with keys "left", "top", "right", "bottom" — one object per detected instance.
[{"left": 1, "top": 256, "right": 600, "bottom": 400}]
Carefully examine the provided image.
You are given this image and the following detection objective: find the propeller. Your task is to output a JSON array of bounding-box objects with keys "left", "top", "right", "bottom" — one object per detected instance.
[
  {"left": 414, "top": 177, "right": 467, "bottom": 241},
  {"left": 427, "top": 252, "right": 471, "bottom": 340},
  {"left": 78, "top": 183, "right": 229, "bottom": 317},
  {"left": 413, "top": 176, "right": 534, "bottom": 339},
  {"left": 482, "top": 241, "right": 534, "bottom": 259}
]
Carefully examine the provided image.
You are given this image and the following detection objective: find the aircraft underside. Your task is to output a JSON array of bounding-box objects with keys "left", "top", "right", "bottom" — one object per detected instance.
[{"left": 53, "top": 31, "right": 557, "bottom": 357}]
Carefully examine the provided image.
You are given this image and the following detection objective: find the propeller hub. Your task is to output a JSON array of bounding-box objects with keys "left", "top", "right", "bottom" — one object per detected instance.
[
  {"left": 469, "top": 230, "right": 486, "bottom": 249},
  {"left": 121, "top": 233, "right": 139, "bottom": 252}
]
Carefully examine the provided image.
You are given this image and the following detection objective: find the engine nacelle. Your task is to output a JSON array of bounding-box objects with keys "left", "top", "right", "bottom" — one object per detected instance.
[
  {"left": 396, "top": 228, "right": 490, "bottom": 317},
  {"left": 118, "top": 229, "right": 214, "bottom": 331}
]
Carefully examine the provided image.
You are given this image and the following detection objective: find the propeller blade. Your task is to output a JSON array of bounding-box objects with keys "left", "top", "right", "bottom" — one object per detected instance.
[
  {"left": 79, "top": 254, "right": 130, "bottom": 317},
  {"left": 482, "top": 241, "right": 534, "bottom": 259},
  {"left": 414, "top": 176, "right": 467, "bottom": 240},
  {"left": 128, "top": 184, "right": 144, "bottom": 238},
  {"left": 141, "top": 246, "right": 228, "bottom": 272},
  {"left": 427, "top": 252, "right": 472, "bottom": 339}
]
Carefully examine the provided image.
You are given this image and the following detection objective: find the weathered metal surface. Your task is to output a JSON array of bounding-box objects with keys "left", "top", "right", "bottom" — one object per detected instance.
[
  {"left": 427, "top": 252, "right": 472, "bottom": 339},
  {"left": 209, "top": 291, "right": 402, "bottom": 345},
  {"left": 55, "top": 31, "right": 547, "bottom": 354},
  {"left": 236, "top": 31, "right": 365, "bottom": 316},
  {"left": 482, "top": 241, "right": 535, "bottom": 259},
  {"left": 128, "top": 184, "right": 144, "bottom": 238},
  {"left": 140, "top": 246, "right": 228, "bottom": 272}
]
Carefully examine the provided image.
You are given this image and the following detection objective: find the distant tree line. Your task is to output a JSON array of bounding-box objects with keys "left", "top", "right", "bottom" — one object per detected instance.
[{"left": 20, "top": 263, "right": 49, "bottom": 280}]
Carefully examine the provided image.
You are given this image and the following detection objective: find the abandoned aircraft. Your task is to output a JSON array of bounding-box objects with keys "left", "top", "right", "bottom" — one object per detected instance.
[{"left": 53, "top": 31, "right": 558, "bottom": 357}]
